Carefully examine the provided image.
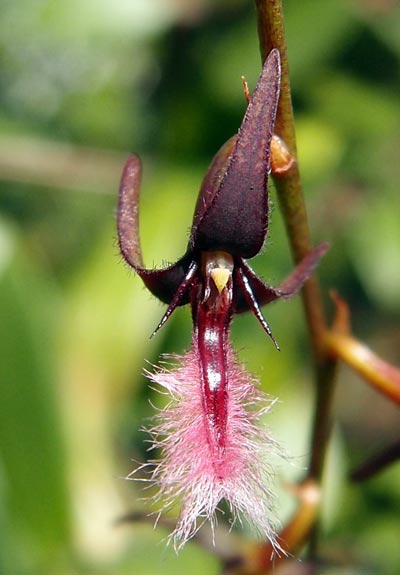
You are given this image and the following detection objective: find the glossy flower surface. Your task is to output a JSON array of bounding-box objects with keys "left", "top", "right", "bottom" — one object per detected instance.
[{"left": 117, "top": 49, "right": 327, "bottom": 549}]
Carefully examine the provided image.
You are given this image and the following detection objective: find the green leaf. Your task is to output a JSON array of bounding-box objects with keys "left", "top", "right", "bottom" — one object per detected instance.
[{"left": 0, "top": 226, "right": 71, "bottom": 570}]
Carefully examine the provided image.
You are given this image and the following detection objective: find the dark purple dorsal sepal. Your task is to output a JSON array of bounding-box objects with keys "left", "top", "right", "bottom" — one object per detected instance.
[{"left": 188, "top": 49, "right": 281, "bottom": 259}]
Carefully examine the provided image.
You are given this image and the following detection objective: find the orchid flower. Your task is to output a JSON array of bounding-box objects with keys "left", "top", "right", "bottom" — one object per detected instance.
[{"left": 118, "top": 49, "right": 328, "bottom": 550}]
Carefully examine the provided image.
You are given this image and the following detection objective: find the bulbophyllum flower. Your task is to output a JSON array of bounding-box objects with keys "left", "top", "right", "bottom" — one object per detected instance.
[{"left": 118, "top": 49, "right": 327, "bottom": 550}]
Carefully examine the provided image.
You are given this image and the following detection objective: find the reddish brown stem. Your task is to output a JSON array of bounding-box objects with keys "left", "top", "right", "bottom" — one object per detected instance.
[
  {"left": 223, "top": 480, "right": 321, "bottom": 574},
  {"left": 325, "top": 292, "right": 400, "bottom": 405}
]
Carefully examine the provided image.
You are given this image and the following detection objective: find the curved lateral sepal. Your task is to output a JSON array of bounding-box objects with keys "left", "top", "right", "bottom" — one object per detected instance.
[
  {"left": 117, "top": 155, "right": 190, "bottom": 305},
  {"left": 235, "top": 243, "right": 329, "bottom": 313}
]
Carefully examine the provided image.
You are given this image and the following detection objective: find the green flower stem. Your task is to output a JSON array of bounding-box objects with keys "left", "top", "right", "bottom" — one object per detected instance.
[{"left": 255, "top": 0, "right": 338, "bottom": 485}]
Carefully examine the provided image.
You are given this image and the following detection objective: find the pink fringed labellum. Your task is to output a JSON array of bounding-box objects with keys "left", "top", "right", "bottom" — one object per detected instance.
[
  {"left": 117, "top": 49, "right": 328, "bottom": 549},
  {"left": 146, "top": 339, "right": 281, "bottom": 550}
]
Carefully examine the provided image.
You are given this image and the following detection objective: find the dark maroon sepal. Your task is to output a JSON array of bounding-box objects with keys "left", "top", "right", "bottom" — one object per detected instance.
[
  {"left": 117, "top": 154, "right": 191, "bottom": 304},
  {"left": 188, "top": 49, "right": 281, "bottom": 258},
  {"left": 234, "top": 243, "right": 329, "bottom": 313}
]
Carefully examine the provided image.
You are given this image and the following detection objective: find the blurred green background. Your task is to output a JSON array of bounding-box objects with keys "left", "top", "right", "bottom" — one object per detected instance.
[{"left": 0, "top": 0, "right": 399, "bottom": 573}]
